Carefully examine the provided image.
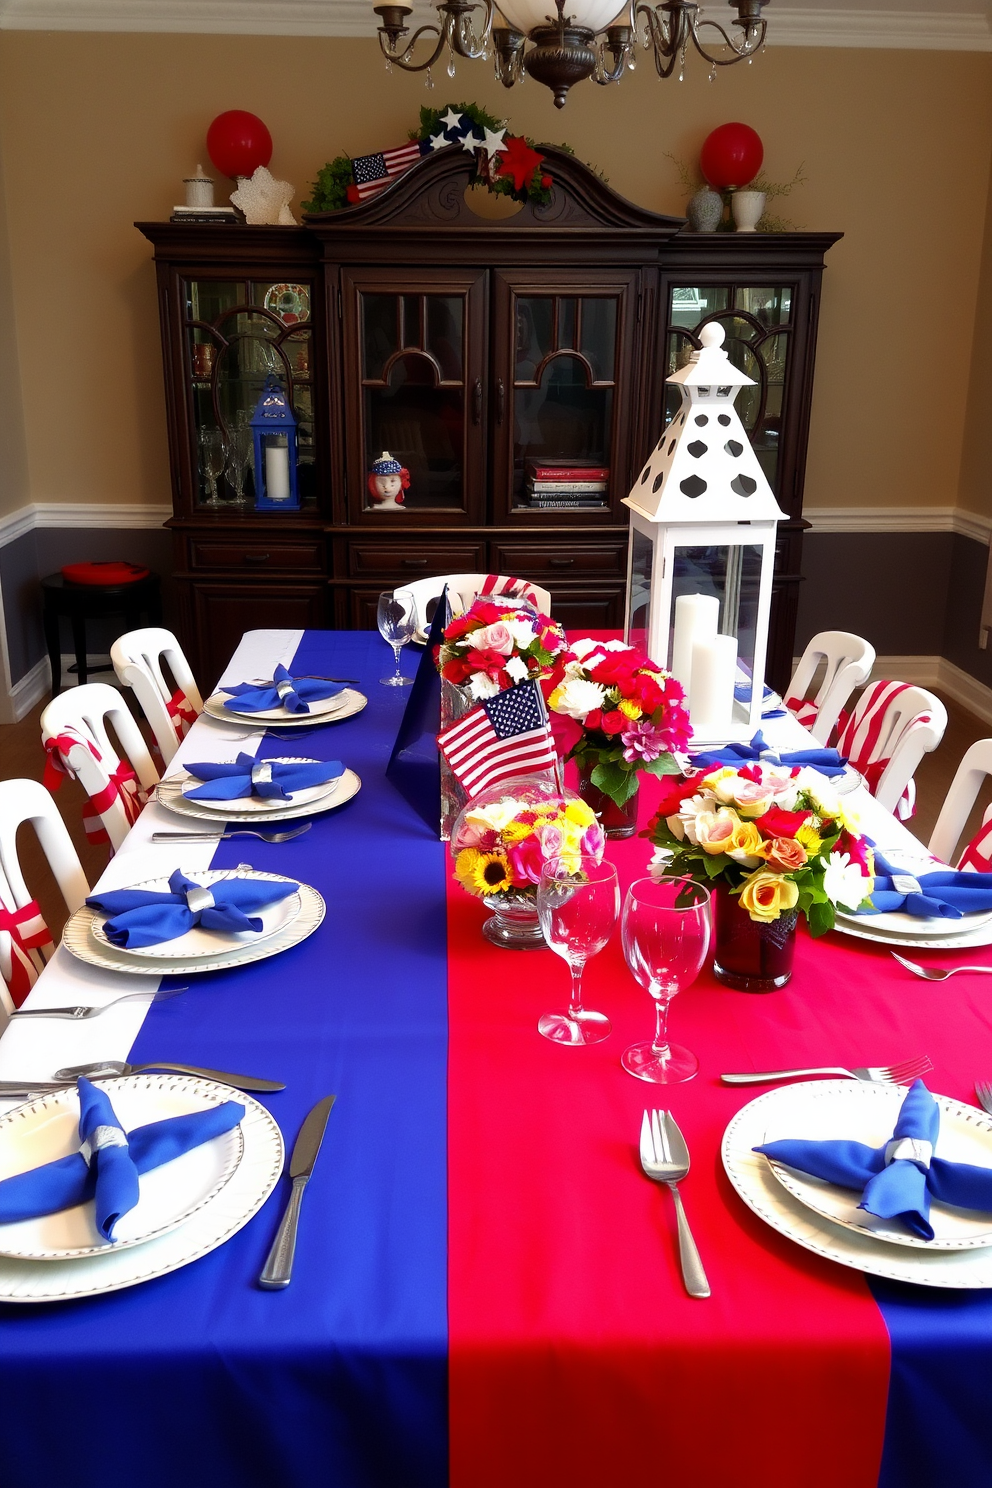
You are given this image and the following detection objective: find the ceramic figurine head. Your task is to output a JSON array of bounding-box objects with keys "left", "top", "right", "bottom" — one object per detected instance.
[{"left": 367, "top": 451, "right": 409, "bottom": 509}]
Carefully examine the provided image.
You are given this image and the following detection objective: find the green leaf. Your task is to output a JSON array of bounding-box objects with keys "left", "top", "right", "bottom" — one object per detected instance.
[
  {"left": 590, "top": 760, "right": 639, "bottom": 806},
  {"left": 639, "top": 753, "right": 680, "bottom": 778},
  {"left": 807, "top": 899, "right": 835, "bottom": 938}
]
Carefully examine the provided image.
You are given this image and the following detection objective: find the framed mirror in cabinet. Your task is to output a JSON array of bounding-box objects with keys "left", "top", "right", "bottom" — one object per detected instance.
[{"left": 139, "top": 149, "right": 838, "bottom": 689}]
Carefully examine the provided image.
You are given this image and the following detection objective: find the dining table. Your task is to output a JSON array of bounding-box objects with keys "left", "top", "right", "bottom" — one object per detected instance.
[{"left": 0, "top": 625, "right": 991, "bottom": 1488}]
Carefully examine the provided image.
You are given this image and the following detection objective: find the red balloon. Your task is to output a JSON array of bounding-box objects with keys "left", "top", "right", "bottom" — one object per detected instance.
[
  {"left": 206, "top": 111, "right": 273, "bottom": 179},
  {"left": 699, "top": 123, "right": 764, "bottom": 190}
]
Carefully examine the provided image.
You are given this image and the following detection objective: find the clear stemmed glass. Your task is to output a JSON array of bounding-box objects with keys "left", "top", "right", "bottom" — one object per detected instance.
[
  {"left": 536, "top": 855, "right": 620, "bottom": 1045},
  {"left": 199, "top": 426, "right": 227, "bottom": 507},
  {"left": 225, "top": 412, "right": 253, "bottom": 508},
  {"left": 621, "top": 875, "right": 712, "bottom": 1083},
  {"left": 377, "top": 590, "right": 416, "bottom": 687}
]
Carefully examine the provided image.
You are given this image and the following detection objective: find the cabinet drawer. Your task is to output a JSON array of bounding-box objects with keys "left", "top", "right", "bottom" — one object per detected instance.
[
  {"left": 189, "top": 539, "right": 325, "bottom": 573},
  {"left": 348, "top": 542, "right": 485, "bottom": 577},
  {"left": 492, "top": 542, "right": 627, "bottom": 577}
]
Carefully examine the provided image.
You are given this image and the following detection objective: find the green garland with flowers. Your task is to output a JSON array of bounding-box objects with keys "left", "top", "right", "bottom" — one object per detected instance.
[{"left": 303, "top": 101, "right": 575, "bottom": 214}]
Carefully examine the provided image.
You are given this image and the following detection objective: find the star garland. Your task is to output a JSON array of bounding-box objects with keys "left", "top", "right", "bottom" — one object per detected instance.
[{"left": 303, "top": 102, "right": 558, "bottom": 213}]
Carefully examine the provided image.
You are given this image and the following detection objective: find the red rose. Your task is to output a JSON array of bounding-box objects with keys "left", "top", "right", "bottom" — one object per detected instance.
[
  {"left": 541, "top": 175, "right": 552, "bottom": 188},
  {"left": 466, "top": 647, "right": 508, "bottom": 679},
  {"left": 441, "top": 657, "right": 473, "bottom": 684},
  {"left": 756, "top": 805, "right": 811, "bottom": 840},
  {"left": 601, "top": 709, "right": 628, "bottom": 736},
  {"left": 470, "top": 600, "right": 503, "bottom": 626},
  {"left": 444, "top": 613, "right": 477, "bottom": 642},
  {"left": 631, "top": 673, "right": 663, "bottom": 713},
  {"left": 585, "top": 708, "right": 603, "bottom": 731},
  {"left": 589, "top": 653, "right": 640, "bottom": 686}
]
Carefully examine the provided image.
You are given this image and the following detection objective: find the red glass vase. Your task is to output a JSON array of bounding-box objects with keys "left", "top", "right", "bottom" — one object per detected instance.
[
  {"left": 712, "top": 885, "right": 797, "bottom": 992},
  {"left": 576, "top": 760, "right": 639, "bottom": 840}
]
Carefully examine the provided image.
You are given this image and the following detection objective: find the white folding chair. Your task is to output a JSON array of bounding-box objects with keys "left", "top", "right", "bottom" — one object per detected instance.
[
  {"left": 111, "top": 626, "right": 203, "bottom": 766},
  {"left": 835, "top": 680, "right": 947, "bottom": 820},
  {"left": 393, "top": 573, "right": 553, "bottom": 633},
  {"left": 41, "top": 682, "right": 159, "bottom": 852},
  {"left": 928, "top": 739, "right": 992, "bottom": 869},
  {"left": 0, "top": 778, "right": 90, "bottom": 1018},
  {"left": 784, "top": 631, "right": 876, "bottom": 746}
]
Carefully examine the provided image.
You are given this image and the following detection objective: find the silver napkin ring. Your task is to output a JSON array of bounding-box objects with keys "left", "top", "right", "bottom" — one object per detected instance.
[
  {"left": 185, "top": 884, "right": 216, "bottom": 915},
  {"left": 891, "top": 874, "right": 923, "bottom": 896},
  {"left": 251, "top": 762, "right": 274, "bottom": 787},
  {"left": 79, "top": 1124, "right": 129, "bottom": 1165},
  {"left": 884, "top": 1136, "right": 932, "bottom": 1170},
  {"left": 275, "top": 678, "right": 295, "bottom": 702}
]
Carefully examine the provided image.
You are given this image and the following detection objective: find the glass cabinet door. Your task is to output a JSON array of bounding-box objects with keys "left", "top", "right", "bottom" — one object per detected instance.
[
  {"left": 183, "top": 277, "right": 317, "bottom": 510},
  {"left": 342, "top": 269, "right": 486, "bottom": 521},
  {"left": 493, "top": 270, "right": 638, "bottom": 522},
  {"left": 663, "top": 284, "right": 793, "bottom": 495}
]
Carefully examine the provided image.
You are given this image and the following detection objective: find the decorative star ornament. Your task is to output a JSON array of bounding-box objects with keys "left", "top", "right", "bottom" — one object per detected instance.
[
  {"left": 429, "top": 131, "right": 451, "bottom": 152},
  {"left": 494, "top": 136, "right": 544, "bottom": 194},
  {"left": 481, "top": 127, "right": 507, "bottom": 160},
  {"left": 230, "top": 165, "right": 297, "bottom": 225},
  {"left": 460, "top": 126, "right": 484, "bottom": 155},
  {"left": 439, "top": 107, "right": 465, "bottom": 139}
]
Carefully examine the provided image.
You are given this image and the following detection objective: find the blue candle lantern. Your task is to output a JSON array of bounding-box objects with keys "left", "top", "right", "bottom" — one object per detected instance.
[{"left": 251, "top": 373, "right": 299, "bottom": 510}]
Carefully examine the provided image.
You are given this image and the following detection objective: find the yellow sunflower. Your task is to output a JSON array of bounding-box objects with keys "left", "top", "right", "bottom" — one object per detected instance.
[
  {"left": 454, "top": 849, "right": 485, "bottom": 896},
  {"left": 795, "top": 822, "right": 823, "bottom": 857},
  {"left": 471, "top": 852, "right": 515, "bottom": 895}
]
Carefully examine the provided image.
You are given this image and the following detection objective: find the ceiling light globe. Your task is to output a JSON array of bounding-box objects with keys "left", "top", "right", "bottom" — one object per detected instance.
[{"left": 496, "top": 0, "right": 627, "bottom": 33}]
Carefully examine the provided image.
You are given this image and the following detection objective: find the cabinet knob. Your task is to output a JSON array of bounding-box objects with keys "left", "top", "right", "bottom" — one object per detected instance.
[
  {"left": 496, "top": 378, "right": 505, "bottom": 425},
  {"left": 549, "top": 556, "right": 575, "bottom": 568},
  {"left": 402, "top": 558, "right": 428, "bottom": 569},
  {"left": 472, "top": 378, "right": 483, "bottom": 425},
  {"left": 243, "top": 552, "right": 271, "bottom": 565}
]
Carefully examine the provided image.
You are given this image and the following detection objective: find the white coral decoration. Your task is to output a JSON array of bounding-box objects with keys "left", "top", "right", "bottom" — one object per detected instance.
[
  {"left": 230, "top": 166, "right": 297, "bottom": 225},
  {"left": 553, "top": 677, "right": 607, "bottom": 721},
  {"left": 822, "top": 851, "right": 872, "bottom": 912}
]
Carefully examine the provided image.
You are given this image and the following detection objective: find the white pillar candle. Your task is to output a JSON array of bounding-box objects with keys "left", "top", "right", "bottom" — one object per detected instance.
[
  {"left": 689, "top": 633, "right": 738, "bottom": 735},
  {"left": 671, "top": 593, "right": 719, "bottom": 691},
  {"left": 264, "top": 440, "right": 291, "bottom": 501}
]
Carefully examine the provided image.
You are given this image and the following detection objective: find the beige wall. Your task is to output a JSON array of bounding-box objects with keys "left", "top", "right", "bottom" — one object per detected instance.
[
  {"left": 960, "top": 145, "right": 992, "bottom": 518},
  {"left": 0, "top": 32, "right": 989, "bottom": 515},
  {"left": 0, "top": 137, "right": 29, "bottom": 519}
]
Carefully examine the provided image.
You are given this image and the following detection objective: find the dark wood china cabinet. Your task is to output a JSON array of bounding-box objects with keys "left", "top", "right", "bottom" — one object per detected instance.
[{"left": 138, "top": 148, "right": 840, "bottom": 688}]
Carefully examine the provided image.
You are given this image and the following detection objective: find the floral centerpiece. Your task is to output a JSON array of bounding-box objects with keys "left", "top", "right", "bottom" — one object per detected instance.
[
  {"left": 436, "top": 598, "right": 568, "bottom": 701},
  {"left": 450, "top": 776, "right": 604, "bottom": 948},
  {"left": 547, "top": 639, "right": 691, "bottom": 832},
  {"left": 645, "top": 760, "right": 874, "bottom": 989}
]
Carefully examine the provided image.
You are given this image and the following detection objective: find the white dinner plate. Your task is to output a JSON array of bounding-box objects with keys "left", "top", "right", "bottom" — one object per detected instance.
[
  {"left": 179, "top": 759, "right": 342, "bottom": 815},
  {"left": 204, "top": 688, "right": 367, "bottom": 727},
  {"left": 88, "top": 869, "right": 301, "bottom": 961},
  {"left": 0, "top": 1075, "right": 245, "bottom": 1260},
  {"left": 62, "top": 873, "right": 325, "bottom": 977},
  {"left": 155, "top": 768, "right": 362, "bottom": 826},
  {"left": 831, "top": 915, "right": 992, "bottom": 951},
  {"left": 723, "top": 1080, "right": 992, "bottom": 1286},
  {"left": 756, "top": 1080, "right": 992, "bottom": 1250},
  {"left": 834, "top": 905, "right": 992, "bottom": 940},
  {"left": 0, "top": 1079, "right": 284, "bottom": 1301}
]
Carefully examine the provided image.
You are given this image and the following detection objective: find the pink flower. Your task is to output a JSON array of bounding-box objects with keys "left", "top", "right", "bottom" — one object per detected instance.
[
  {"left": 506, "top": 834, "right": 545, "bottom": 886},
  {"left": 581, "top": 822, "right": 606, "bottom": 859},
  {"left": 469, "top": 622, "right": 514, "bottom": 656},
  {"left": 538, "top": 822, "right": 564, "bottom": 856},
  {"left": 621, "top": 720, "right": 668, "bottom": 764}
]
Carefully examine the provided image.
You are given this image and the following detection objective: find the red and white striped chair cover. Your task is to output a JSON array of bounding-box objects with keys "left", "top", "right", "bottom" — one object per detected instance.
[
  {"left": 0, "top": 778, "right": 89, "bottom": 1016},
  {"left": 40, "top": 683, "right": 159, "bottom": 853},
  {"left": 928, "top": 739, "right": 992, "bottom": 871},
  {"left": 784, "top": 631, "right": 875, "bottom": 747},
  {"left": 111, "top": 627, "right": 203, "bottom": 767},
  {"left": 835, "top": 679, "right": 947, "bottom": 821},
  {"left": 394, "top": 573, "right": 554, "bottom": 633}
]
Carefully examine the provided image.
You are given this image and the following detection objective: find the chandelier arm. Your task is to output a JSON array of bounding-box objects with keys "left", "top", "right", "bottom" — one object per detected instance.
[
  {"left": 688, "top": 15, "right": 766, "bottom": 64},
  {"left": 376, "top": 21, "right": 449, "bottom": 72},
  {"left": 452, "top": 0, "right": 494, "bottom": 59},
  {"left": 635, "top": 5, "right": 686, "bottom": 78}
]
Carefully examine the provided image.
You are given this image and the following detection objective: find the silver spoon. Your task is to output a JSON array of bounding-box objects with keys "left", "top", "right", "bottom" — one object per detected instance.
[
  {"left": 10, "top": 986, "right": 189, "bottom": 1020},
  {"left": 890, "top": 951, "right": 992, "bottom": 982},
  {"left": 151, "top": 825, "right": 311, "bottom": 844}
]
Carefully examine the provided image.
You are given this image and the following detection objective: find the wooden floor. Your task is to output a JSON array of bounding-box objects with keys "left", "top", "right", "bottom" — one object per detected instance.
[{"left": 2, "top": 688, "right": 991, "bottom": 940}]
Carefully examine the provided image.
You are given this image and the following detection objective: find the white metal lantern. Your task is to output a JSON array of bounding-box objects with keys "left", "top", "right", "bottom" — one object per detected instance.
[{"left": 623, "top": 322, "right": 786, "bottom": 745}]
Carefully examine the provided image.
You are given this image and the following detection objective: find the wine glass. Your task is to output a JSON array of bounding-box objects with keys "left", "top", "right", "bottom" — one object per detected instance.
[
  {"left": 199, "top": 427, "right": 226, "bottom": 507},
  {"left": 225, "top": 411, "right": 253, "bottom": 508},
  {"left": 377, "top": 590, "right": 416, "bottom": 687},
  {"left": 536, "top": 856, "right": 619, "bottom": 1045},
  {"left": 621, "top": 876, "right": 712, "bottom": 1083}
]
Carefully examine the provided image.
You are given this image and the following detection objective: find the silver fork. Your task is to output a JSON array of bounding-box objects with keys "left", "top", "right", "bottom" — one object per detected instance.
[
  {"left": 151, "top": 825, "right": 311, "bottom": 844},
  {"left": 639, "top": 1110, "right": 710, "bottom": 1299},
  {"left": 890, "top": 951, "right": 992, "bottom": 982},
  {"left": 721, "top": 1054, "right": 933, "bottom": 1086},
  {"left": 976, "top": 1083, "right": 992, "bottom": 1116},
  {"left": 10, "top": 985, "right": 188, "bottom": 1020}
]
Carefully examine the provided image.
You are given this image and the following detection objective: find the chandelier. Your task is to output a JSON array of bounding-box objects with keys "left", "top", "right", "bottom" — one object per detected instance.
[{"left": 373, "top": 0, "right": 770, "bottom": 109}]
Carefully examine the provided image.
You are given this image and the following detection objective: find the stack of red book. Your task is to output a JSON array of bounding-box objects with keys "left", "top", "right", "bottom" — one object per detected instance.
[{"left": 524, "top": 463, "right": 609, "bottom": 509}]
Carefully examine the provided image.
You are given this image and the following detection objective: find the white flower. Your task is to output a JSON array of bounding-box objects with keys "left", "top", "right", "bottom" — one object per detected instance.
[
  {"left": 504, "top": 655, "right": 530, "bottom": 683},
  {"left": 648, "top": 847, "right": 675, "bottom": 877},
  {"left": 463, "top": 800, "right": 522, "bottom": 834},
  {"left": 675, "top": 793, "right": 715, "bottom": 846},
  {"left": 822, "top": 851, "right": 872, "bottom": 911},
  {"left": 602, "top": 639, "right": 634, "bottom": 652},
  {"left": 552, "top": 677, "right": 607, "bottom": 721},
  {"left": 505, "top": 615, "right": 538, "bottom": 649},
  {"left": 468, "top": 672, "right": 501, "bottom": 700},
  {"left": 570, "top": 638, "right": 600, "bottom": 660},
  {"left": 796, "top": 767, "right": 840, "bottom": 817}
]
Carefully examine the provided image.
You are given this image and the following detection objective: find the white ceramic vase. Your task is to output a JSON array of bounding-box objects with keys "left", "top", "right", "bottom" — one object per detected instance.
[{"left": 732, "top": 191, "right": 766, "bottom": 233}]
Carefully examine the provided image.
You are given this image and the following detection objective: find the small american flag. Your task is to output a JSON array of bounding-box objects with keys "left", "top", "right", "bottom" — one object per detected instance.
[
  {"left": 438, "top": 681, "right": 558, "bottom": 797},
  {"left": 350, "top": 139, "right": 428, "bottom": 201}
]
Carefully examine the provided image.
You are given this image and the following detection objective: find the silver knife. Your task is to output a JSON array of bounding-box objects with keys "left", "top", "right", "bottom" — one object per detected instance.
[{"left": 259, "top": 1093, "right": 336, "bottom": 1290}]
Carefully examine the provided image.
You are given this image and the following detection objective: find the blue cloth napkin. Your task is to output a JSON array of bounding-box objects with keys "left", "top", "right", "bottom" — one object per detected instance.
[
  {"left": 183, "top": 751, "right": 344, "bottom": 803},
  {"left": 755, "top": 1080, "right": 992, "bottom": 1241},
  {"left": 221, "top": 664, "right": 343, "bottom": 715},
  {"left": 734, "top": 682, "right": 786, "bottom": 719},
  {"left": 859, "top": 851, "right": 992, "bottom": 920},
  {"left": 0, "top": 1077, "right": 245, "bottom": 1241},
  {"left": 86, "top": 868, "right": 299, "bottom": 949},
  {"left": 689, "top": 729, "right": 849, "bottom": 778}
]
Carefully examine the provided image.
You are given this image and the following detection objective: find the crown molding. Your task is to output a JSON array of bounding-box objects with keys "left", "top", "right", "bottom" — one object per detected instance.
[
  {"left": 804, "top": 505, "right": 992, "bottom": 543},
  {"left": 0, "top": 0, "right": 988, "bottom": 49}
]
